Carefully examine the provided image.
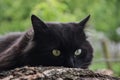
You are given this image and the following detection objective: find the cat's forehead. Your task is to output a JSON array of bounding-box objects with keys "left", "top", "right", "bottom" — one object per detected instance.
[
  {"left": 35, "top": 22, "right": 87, "bottom": 50},
  {"left": 46, "top": 22, "right": 78, "bottom": 28},
  {"left": 45, "top": 22, "right": 82, "bottom": 33},
  {"left": 46, "top": 22, "right": 86, "bottom": 36},
  {"left": 45, "top": 22, "right": 86, "bottom": 45}
]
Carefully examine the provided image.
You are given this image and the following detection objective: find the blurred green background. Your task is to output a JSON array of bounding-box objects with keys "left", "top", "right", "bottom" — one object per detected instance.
[{"left": 0, "top": 0, "right": 120, "bottom": 77}]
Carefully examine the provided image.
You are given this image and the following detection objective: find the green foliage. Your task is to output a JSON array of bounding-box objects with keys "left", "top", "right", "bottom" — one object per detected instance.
[
  {"left": 0, "top": 0, "right": 120, "bottom": 41},
  {"left": 32, "top": 0, "right": 76, "bottom": 21},
  {"left": 1, "top": 0, "right": 120, "bottom": 41},
  {"left": 90, "top": 62, "right": 120, "bottom": 77},
  {"left": 0, "top": 0, "right": 40, "bottom": 34}
]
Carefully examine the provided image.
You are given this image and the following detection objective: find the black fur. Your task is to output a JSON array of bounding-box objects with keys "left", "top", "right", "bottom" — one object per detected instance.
[
  {"left": 0, "top": 15, "right": 93, "bottom": 71},
  {"left": 0, "top": 32, "right": 23, "bottom": 53}
]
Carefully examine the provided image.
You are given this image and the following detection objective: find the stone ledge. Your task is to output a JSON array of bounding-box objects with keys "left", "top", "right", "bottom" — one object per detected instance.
[{"left": 0, "top": 66, "right": 119, "bottom": 80}]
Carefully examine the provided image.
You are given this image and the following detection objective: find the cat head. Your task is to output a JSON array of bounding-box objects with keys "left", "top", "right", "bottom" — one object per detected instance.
[{"left": 29, "top": 15, "right": 93, "bottom": 69}]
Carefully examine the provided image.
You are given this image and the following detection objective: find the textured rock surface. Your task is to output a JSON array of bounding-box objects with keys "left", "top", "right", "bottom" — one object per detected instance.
[{"left": 0, "top": 66, "right": 119, "bottom": 80}]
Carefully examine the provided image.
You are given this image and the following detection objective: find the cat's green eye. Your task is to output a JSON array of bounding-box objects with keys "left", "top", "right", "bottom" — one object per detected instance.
[
  {"left": 74, "top": 49, "right": 82, "bottom": 56},
  {"left": 52, "top": 49, "right": 61, "bottom": 56}
]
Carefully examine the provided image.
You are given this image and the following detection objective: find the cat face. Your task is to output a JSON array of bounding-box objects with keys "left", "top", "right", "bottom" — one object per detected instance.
[{"left": 28, "top": 15, "right": 93, "bottom": 69}]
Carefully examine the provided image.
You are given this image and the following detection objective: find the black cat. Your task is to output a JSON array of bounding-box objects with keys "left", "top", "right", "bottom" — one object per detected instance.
[{"left": 0, "top": 15, "right": 93, "bottom": 71}]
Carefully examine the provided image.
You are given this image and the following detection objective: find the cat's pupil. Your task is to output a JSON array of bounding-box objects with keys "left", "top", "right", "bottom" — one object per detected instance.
[
  {"left": 52, "top": 49, "right": 61, "bottom": 56},
  {"left": 74, "top": 49, "right": 82, "bottom": 56}
]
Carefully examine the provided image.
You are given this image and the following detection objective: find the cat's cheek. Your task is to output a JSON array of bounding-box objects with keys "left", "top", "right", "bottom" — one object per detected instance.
[
  {"left": 85, "top": 54, "right": 93, "bottom": 64},
  {"left": 73, "top": 56, "right": 90, "bottom": 68},
  {"left": 84, "top": 47, "right": 93, "bottom": 62}
]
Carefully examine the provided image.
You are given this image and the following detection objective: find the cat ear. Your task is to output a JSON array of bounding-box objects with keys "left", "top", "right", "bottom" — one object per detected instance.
[
  {"left": 79, "top": 15, "right": 90, "bottom": 29},
  {"left": 31, "top": 15, "right": 48, "bottom": 34}
]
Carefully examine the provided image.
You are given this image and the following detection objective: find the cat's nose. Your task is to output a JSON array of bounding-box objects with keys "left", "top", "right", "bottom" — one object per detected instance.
[{"left": 64, "top": 57, "right": 75, "bottom": 68}]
